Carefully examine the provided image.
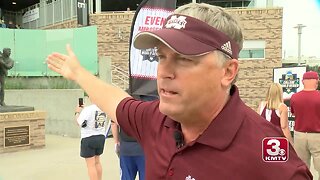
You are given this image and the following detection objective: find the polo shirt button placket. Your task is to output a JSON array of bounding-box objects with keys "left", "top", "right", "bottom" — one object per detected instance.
[{"left": 168, "top": 168, "right": 174, "bottom": 176}]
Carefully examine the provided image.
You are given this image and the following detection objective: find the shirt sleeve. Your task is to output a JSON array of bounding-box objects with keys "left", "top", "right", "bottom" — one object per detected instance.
[
  {"left": 77, "top": 107, "right": 89, "bottom": 126},
  {"left": 290, "top": 97, "right": 295, "bottom": 114},
  {"left": 116, "top": 97, "right": 159, "bottom": 144}
]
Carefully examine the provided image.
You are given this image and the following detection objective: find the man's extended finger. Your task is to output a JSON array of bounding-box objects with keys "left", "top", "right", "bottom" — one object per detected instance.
[{"left": 66, "top": 44, "right": 75, "bottom": 57}]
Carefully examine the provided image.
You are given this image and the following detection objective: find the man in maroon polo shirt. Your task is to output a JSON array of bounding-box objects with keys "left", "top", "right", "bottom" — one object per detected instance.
[
  {"left": 47, "top": 3, "right": 312, "bottom": 180},
  {"left": 290, "top": 71, "right": 320, "bottom": 179}
]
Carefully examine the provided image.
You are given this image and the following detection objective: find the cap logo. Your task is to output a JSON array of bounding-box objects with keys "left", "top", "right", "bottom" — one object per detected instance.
[
  {"left": 165, "top": 15, "right": 187, "bottom": 30},
  {"left": 134, "top": 14, "right": 240, "bottom": 59},
  {"left": 221, "top": 41, "right": 232, "bottom": 55}
]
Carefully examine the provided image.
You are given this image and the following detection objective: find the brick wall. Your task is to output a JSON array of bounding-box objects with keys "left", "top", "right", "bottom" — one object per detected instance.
[
  {"left": 230, "top": 8, "right": 283, "bottom": 109},
  {"left": 44, "top": 8, "right": 283, "bottom": 110}
]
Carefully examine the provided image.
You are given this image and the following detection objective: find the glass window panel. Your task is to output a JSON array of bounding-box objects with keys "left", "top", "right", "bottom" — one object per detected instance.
[
  {"left": 239, "top": 49, "right": 265, "bottom": 59},
  {"left": 1, "top": 26, "right": 98, "bottom": 77}
]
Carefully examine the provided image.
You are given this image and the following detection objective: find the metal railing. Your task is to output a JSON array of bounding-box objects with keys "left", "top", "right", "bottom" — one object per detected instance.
[
  {"left": 111, "top": 65, "right": 129, "bottom": 90},
  {"left": 21, "top": 0, "right": 79, "bottom": 29}
]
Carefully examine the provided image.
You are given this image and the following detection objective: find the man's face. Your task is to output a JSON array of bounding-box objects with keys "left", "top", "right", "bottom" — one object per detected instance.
[{"left": 156, "top": 44, "right": 231, "bottom": 122}]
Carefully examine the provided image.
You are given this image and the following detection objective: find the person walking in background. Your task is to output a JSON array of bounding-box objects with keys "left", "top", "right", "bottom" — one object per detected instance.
[
  {"left": 0, "top": 19, "right": 6, "bottom": 28},
  {"left": 111, "top": 123, "right": 146, "bottom": 180},
  {"left": 6, "top": 20, "right": 16, "bottom": 29},
  {"left": 290, "top": 71, "right": 320, "bottom": 179},
  {"left": 258, "top": 83, "right": 294, "bottom": 144},
  {"left": 111, "top": 95, "right": 157, "bottom": 180},
  {"left": 47, "top": 3, "right": 312, "bottom": 179},
  {"left": 75, "top": 98, "right": 107, "bottom": 180}
]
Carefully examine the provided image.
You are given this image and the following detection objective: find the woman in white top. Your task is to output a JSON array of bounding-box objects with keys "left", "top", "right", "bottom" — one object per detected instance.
[{"left": 75, "top": 99, "right": 107, "bottom": 180}]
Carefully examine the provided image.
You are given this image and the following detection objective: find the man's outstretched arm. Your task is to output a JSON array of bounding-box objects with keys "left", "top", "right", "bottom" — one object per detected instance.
[{"left": 47, "top": 44, "right": 130, "bottom": 123}]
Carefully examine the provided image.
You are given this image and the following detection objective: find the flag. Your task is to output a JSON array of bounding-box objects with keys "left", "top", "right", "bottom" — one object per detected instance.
[{"left": 128, "top": 0, "right": 176, "bottom": 97}]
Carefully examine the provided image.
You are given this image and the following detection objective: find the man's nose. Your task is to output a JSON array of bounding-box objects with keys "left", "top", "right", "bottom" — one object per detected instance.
[{"left": 158, "top": 59, "right": 175, "bottom": 79}]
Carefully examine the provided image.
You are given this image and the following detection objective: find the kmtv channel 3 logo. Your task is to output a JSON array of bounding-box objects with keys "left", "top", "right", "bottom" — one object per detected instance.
[{"left": 262, "top": 137, "right": 289, "bottom": 162}]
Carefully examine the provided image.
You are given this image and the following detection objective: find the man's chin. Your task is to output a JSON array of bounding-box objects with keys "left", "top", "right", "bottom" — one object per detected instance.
[
  {"left": 159, "top": 103, "right": 180, "bottom": 119},
  {"left": 159, "top": 102, "right": 172, "bottom": 115}
]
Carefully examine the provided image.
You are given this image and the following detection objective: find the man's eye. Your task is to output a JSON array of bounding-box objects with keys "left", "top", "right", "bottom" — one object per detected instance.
[
  {"left": 179, "top": 57, "right": 192, "bottom": 62},
  {"left": 157, "top": 55, "right": 165, "bottom": 60}
]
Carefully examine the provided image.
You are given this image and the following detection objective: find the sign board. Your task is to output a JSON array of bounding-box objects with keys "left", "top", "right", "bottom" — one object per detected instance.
[
  {"left": 273, "top": 66, "right": 306, "bottom": 99},
  {"left": 22, "top": 8, "right": 40, "bottom": 23},
  {"left": 4, "top": 126, "right": 30, "bottom": 147}
]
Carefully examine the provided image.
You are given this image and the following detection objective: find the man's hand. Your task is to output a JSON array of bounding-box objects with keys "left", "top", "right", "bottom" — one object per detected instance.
[
  {"left": 75, "top": 105, "right": 83, "bottom": 114},
  {"left": 46, "top": 44, "right": 82, "bottom": 81},
  {"left": 74, "top": 105, "right": 84, "bottom": 126}
]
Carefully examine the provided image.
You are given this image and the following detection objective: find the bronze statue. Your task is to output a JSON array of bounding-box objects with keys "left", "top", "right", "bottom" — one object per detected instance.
[{"left": 0, "top": 48, "right": 14, "bottom": 106}]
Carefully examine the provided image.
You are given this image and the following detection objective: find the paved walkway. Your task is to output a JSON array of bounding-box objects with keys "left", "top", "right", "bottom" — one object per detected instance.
[
  {"left": 0, "top": 134, "right": 120, "bottom": 180},
  {"left": 0, "top": 134, "right": 318, "bottom": 180}
]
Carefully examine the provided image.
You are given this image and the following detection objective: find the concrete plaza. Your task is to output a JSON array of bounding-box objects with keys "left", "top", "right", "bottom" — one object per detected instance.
[{"left": 0, "top": 134, "right": 120, "bottom": 180}]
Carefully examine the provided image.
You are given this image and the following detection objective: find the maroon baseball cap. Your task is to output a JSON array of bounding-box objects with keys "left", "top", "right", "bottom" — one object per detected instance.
[
  {"left": 133, "top": 14, "right": 240, "bottom": 59},
  {"left": 303, "top": 71, "right": 319, "bottom": 80}
]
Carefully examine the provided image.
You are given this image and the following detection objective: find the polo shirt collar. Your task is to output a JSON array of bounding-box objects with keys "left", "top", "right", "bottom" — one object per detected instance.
[
  {"left": 164, "top": 115, "right": 179, "bottom": 128},
  {"left": 197, "top": 85, "right": 245, "bottom": 150}
]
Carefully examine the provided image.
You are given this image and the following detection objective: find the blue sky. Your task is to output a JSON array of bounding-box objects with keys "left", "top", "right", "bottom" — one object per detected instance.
[{"left": 273, "top": 0, "right": 320, "bottom": 58}]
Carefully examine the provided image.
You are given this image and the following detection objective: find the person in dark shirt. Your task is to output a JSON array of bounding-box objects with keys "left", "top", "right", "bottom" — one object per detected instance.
[
  {"left": 111, "top": 123, "right": 146, "bottom": 180},
  {"left": 0, "top": 19, "right": 6, "bottom": 28},
  {"left": 47, "top": 2, "right": 312, "bottom": 179},
  {"left": 7, "top": 20, "right": 16, "bottom": 29},
  {"left": 111, "top": 95, "right": 156, "bottom": 180}
]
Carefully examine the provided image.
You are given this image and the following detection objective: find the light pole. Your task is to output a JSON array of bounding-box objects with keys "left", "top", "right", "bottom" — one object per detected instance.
[{"left": 294, "top": 24, "right": 306, "bottom": 66}]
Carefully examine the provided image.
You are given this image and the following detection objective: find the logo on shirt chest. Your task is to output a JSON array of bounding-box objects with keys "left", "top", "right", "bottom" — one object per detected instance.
[{"left": 185, "top": 175, "right": 196, "bottom": 180}]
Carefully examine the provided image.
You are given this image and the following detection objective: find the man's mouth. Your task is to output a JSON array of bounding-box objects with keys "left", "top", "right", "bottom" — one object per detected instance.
[{"left": 160, "top": 89, "right": 178, "bottom": 96}]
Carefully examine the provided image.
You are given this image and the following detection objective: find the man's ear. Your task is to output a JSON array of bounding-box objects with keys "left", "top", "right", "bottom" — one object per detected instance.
[{"left": 221, "top": 59, "right": 239, "bottom": 87}]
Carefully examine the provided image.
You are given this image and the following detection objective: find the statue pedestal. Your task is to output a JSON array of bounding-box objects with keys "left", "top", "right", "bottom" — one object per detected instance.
[
  {"left": 0, "top": 108, "right": 46, "bottom": 153},
  {"left": 0, "top": 106, "right": 34, "bottom": 113}
]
